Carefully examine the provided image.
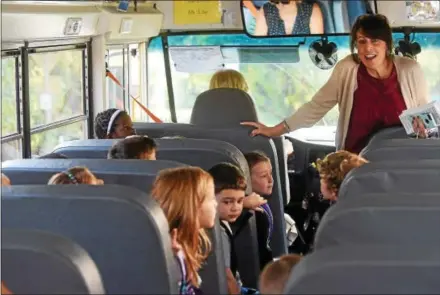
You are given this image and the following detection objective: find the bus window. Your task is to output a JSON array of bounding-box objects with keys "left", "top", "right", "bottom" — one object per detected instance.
[
  {"left": 31, "top": 121, "right": 86, "bottom": 156},
  {"left": 28, "top": 48, "right": 87, "bottom": 157},
  {"left": 2, "top": 57, "right": 18, "bottom": 137},
  {"left": 2, "top": 54, "right": 22, "bottom": 161},
  {"left": 147, "top": 39, "right": 173, "bottom": 123},
  {"left": 106, "top": 47, "right": 125, "bottom": 110},
  {"left": 106, "top": 43, "right": 148, "bottom": 122},
  {"left": 415, "top": 33, "right": 440, "bottom": 102}
]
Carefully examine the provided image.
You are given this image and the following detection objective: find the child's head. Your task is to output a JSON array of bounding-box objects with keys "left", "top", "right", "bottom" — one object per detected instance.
[
  {"left": 316, "top": 150, "right": 369, "bottom": 201},
  {"left": 48, "top": 166, "right": 104, "bottom": 185},
  {"left": 108, "top": 135, "right": 157, "bottom": 160},
  {"left": 151, "top": 167, "right": 217, "bottom": 287},
  {"left": 259, "top": 254, "right": 301, "bottom": 294},
  {"left": 244, "top": 151, "right": 273, "bottom": 196},
  {"left": 94, "top": 108, "right": 135, "bottom": 139},
  {"left": 208, "top": 163, "right": 247, "bottom": 223},
  {"left": 1, "top": 173, "right": 11, "bottom": 186},
  {"left": 209, "top": 69, "right": 249, "bottom": 92}
]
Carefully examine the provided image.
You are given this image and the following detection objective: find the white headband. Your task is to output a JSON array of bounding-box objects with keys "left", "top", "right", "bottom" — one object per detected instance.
[{"left": 107, "top": 110, "right": 123, "bottom": 135}]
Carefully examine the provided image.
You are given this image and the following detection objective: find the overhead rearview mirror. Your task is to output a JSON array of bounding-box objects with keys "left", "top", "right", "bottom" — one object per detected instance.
[{"left": 241, "top": 0, "right": 375, "bottom": 37}]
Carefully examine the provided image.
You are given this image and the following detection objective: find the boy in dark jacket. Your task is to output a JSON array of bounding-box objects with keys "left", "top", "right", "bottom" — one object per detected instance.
[{"left": 209, "top": 163, "right": 266, "bottom": 294}]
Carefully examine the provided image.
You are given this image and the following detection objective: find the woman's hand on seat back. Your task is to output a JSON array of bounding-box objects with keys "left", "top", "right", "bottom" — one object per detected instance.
[{"left": 241, "top": 121, "right": 286, "bottom": 137}]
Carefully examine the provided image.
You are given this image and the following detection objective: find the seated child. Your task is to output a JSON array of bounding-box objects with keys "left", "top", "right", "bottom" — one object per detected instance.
[
  {"left": 244, "top": 151, "right": 274, "bottom": 269},
  {"left": 151, "top": 167, "right": 218, "bottom": 294},
  {"left": 108, "top": 135, "right": 157, "bottom": 160},
  {"left": 259, "top": 254, "right": 301, "bottom": 294},
  {"left": 244, "top": 152, "right": 273, "bottom": 197},
  {"left": 316, "top": 150, "right": 369, "bottom": 202},
  {"left": 48, "top": 167, "right": 104, "bottom": 185},
  {"left": 1, "top": 173, "right": 11, "bottom": 186},
  {"left": 94, "top": 108, "right": 135, "bottom": 139},
  {"left": 208, "top": 163, "right": 266, "bottom": 294}
]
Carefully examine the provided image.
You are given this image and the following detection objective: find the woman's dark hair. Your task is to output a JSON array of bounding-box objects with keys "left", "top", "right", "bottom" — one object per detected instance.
[
  {"left": 350, "top": 14, "right": 394, "bottom": 62},
  {"left": 108, "top": 136, "right": 157, "bottom": 159},
  {"left": 94, "top": 108, "right": 128, "bottom": 139}
]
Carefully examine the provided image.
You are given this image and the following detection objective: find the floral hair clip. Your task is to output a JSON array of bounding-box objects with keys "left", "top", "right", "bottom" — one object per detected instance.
[{"left": 63, "top": 171, "right": 78, "bottom": 185}]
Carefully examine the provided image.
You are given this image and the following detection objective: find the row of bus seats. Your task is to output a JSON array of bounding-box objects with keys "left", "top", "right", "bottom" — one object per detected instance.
[
  {"left": 2, "top": 87, "right": 293, "bottom": 292},
  {"left": 1, "top": 142, "right": 267, "bottom": 291},
  {"left": 2, "top": 184, "right": 184, "bottom": 294},
  {"left": 1, "top": 159, "right": 244, "bottom": 292},
  {"left": 51, "top": 138, "right": 261, "bottom": 287},
  {"left": 58, "top": 88, "right": 289, "bottom": 258},
  {"left": 285, "top": 127, "right": 440, "bottom": 293}
]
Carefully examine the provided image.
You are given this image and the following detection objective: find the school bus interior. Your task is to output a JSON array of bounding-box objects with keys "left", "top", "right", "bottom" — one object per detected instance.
[{"left": 2, "top": 0, "right": 440, "bottom": 293}]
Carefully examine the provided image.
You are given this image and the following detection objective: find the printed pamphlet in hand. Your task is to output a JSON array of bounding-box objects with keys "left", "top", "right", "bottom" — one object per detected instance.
[{"left": 399, "top": 100, "right": 440, "bottom": 138}]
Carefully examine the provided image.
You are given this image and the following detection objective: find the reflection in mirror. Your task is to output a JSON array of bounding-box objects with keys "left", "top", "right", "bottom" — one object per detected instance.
[{"left": 241, "top": 0, "right": 375, "bottom": 37}]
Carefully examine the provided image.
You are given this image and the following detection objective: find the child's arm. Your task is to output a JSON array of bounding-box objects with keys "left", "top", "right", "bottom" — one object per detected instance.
[
  {"left": 226, "top": 268, "right": 241, "bottom": 295},
  {"left": 243, "top": 193, "right": 267, "bottom": 212}
]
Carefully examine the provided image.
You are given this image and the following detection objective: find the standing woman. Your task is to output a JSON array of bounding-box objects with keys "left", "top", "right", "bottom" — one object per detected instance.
[
  {"left": 243, "top": 14, "right": 429, "bottom": 153},
  {"left": 254, "top": 0, "right": 324, "bottom": 36}
]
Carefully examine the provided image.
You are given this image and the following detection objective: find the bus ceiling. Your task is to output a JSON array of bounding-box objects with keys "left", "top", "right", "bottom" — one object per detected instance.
[{"left": 1, "top": 1, "right": 439, "bottom": 49}]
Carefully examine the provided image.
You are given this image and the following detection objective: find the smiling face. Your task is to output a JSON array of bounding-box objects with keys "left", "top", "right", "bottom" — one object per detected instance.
[
  {"left": 356, "top": 31, "right": 389, "bottom": 72},
  {"left": 350, "top": 14, "right": 393, "bottom": 71}
]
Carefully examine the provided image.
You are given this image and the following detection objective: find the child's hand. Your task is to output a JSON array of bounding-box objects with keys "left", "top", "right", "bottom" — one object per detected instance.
[{"left": 243, "top": 193, "right": 267, "bottom": 212}]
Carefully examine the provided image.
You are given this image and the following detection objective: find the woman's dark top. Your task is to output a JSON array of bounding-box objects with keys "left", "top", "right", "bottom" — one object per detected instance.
[{"left": 263, "top": 1, "right": 314, "bottom": 35}]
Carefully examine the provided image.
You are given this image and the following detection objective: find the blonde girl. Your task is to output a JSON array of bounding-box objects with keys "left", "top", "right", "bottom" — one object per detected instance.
[
  {"left": 209, "top": 69, "right": 249, "bottom": 92},
  {"left": 152, "top": 167, "right": 217, "bottom": 294}
]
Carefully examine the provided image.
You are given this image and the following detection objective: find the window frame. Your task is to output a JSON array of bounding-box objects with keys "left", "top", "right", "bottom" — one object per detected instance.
[
  {"left": 1, "top": 41, "right": 94, "bottom": 159},
  {"left": 106, "top": 45, "right": 128, "bottom": 110},
  {"left": 1, "top": 50, "right": 22, "bottom": 137},
  {"left": 1, "top": 50, "right": 24, "bottom": 158},
  {"left": 105, "top": 42, "right": 149, "bottom": 121}
]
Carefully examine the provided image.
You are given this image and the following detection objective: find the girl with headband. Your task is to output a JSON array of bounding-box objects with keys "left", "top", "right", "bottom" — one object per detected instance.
[
  {"left": 48, "top": 167, "right": 104, "bottom": 185},
  {"left": 94, "top": 108, "right": 135, "bottom": 139}
]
